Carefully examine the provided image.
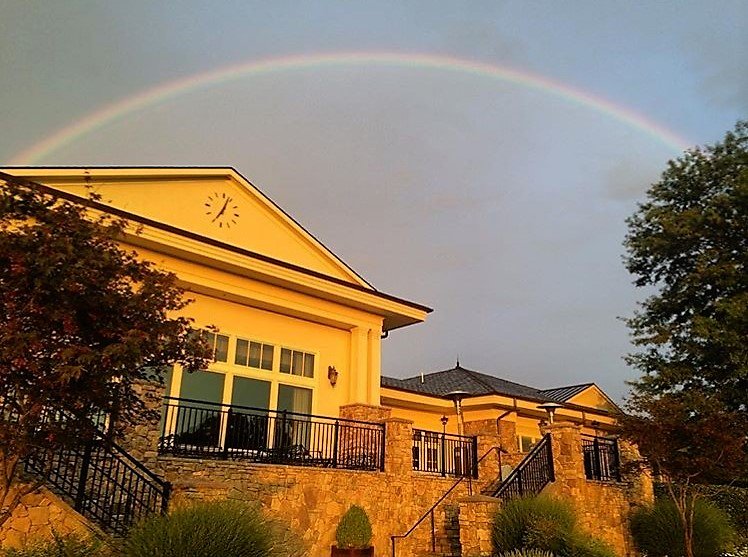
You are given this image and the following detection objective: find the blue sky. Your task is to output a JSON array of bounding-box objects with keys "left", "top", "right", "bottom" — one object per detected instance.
[{"left": 1, "top": 1, "right": 746, "bottom": 400}]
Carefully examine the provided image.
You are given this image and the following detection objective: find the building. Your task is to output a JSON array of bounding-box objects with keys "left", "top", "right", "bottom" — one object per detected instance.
[{"left": 0, "top": 168, "right": 651, "bottom": 556}]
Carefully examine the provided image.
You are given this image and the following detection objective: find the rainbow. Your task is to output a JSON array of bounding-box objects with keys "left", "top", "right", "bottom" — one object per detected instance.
[{"left": 10, "top": 52, "right": 691, "bottom": 164}]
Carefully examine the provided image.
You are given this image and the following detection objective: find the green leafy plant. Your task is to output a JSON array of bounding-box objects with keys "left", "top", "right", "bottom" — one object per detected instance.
[
  {"left": 1, "top": 532, "right": 109, "bottom": 557},
  {"left": 497, "top": 549, "right": 557, "bottom": 557},
  {"left": 122, "top": 500, "right": 298, "bottom": 557},
  {"left": 335, "top": 505, "right": 373, "bottom": 549},
  {"left": 492, "top": 496, "right": 615, "bottom": 557},
  {"left": 630, "top": 497, "right": 736, "bottom": 557}
]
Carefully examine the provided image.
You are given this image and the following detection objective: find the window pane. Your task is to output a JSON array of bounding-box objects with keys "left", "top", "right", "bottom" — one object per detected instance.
[
  {"left": 261, "top": 345, "right": 274, "bottom": 370},
  {"left": 214, "top": 334, "right": 229, "bottom": 362},
  {"left": 303, "top": 353, "right": 314, "bottom": 378},
  {"left": 292, "top": 351, "right": 304, "bottom": 376},
  {"left": 277, "top": 385, "right": 312, "bottom": 414},
  {"left": 179, "top": 370, "right": 225, "bottom": 405},
  {"left": 231, "top": 376, "right": 271, "bottom": 409},
  {"left": 235, "top": 339, "right": 249, "bottom": 366},
  {"left": 249, "top": 342, "right": 262, "bottom": 368},
  {"left": 280, "top": 348, "right": 291, "bottom": 374}
]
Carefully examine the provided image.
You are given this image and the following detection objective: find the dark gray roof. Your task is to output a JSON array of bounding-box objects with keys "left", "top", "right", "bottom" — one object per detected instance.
[
  {"left": 538, "top": 383, "right": 594, "bottom": 403},
  {"left": 381, "top": 365, "right": 552, "bottom": 402}
]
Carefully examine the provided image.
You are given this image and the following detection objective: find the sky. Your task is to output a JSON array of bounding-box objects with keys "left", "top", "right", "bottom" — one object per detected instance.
[{"left": 1, "top": 1, "right": 746, "bottom": 402}]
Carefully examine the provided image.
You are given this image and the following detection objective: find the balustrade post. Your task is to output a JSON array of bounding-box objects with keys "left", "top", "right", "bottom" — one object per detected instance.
[
  {"left": 74, "top": 439, "right": 94, "bottom": 512},
  {"left": 440, "top": 433, "right": 446, "bottom": 477},
  {"left": 333, "top": 420, "right": 339, "bottom": 468}
]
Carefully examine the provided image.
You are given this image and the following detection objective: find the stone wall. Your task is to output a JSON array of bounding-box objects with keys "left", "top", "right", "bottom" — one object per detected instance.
[
  {"left": 158, "top": 456, "right": 467, "bottom": 556},
  {"left": 0, "top": 485, "right": 96, "bottom": 549},
  {"left": 540, "top": 422, "right": 654, "bottom": 557}
]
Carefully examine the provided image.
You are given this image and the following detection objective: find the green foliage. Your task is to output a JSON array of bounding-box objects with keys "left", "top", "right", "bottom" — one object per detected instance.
[
  {"left": 624, "top": 121, "right": 748, "bottom": 412},
  {"left": 123, "top": 500, "right": 301, "bottom": 557},
  {"left": 0, "top": 173, "right": 212, "bottom": 525},
  {"left": 622, "top": 121, "right": 748, "bottom": 557},
  {"left": 1, "top": 533, "right": 109, "bottom": 557},
  {"left": 654, "top": 483, "right": 748, "bottom": 545},
  {"left": 491, "top": 496, "right": 615, "bottom": 557},
  {"left": 497, "top": 549, "right": 557, "bottom": 557},
  {"left": 335, "top": 505, "right": 373, "bottom": 549},
  {"left": 630, "top": 497, "right": 736, "bottom": 557}
]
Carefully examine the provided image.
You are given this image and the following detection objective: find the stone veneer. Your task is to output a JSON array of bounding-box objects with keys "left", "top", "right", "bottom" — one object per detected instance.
[
  {"left": 0, "top": 484, "right": 96, "bottom": 548},
  {"left": 539, "top": 422, "right": 653, "bottom": 557},
  {"left": 2, "top": 392, "right": 653, "bottom": 557}
]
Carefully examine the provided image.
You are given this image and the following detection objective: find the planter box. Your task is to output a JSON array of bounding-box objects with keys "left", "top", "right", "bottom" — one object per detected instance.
[{"left": 331, "top": 546, "right": 374, "bottom": 557}]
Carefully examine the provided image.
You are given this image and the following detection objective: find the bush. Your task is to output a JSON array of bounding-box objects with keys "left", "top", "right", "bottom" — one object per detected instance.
[
  {"left": 335, "top": 505, "right": 372, "bottom": 549},
  {"left": 1, "top": 533, "right": 108, "bottom": 557},
  {"left": 122, "top": 500, "right": 298, "bottom": 557},
  {"left": 630, "top": 497, "right": 736, "bottom": 557},
  {"left": 497, "top": 550, "right": 556, "bottom": 557},
  {"left": 492, "top": 496, "right": 614, "bottom": 557}
]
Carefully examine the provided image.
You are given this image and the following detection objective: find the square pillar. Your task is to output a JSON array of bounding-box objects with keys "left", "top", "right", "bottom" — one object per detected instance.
[{"left": 458, "top": 495, "right": 501, "bottom": 557}]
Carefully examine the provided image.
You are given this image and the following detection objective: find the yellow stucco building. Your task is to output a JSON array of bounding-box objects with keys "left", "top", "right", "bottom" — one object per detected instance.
[
  {"left": 2, "top": 168, "right": 648, "bottom": 556},
  {"left": 4, "top": 166, "right": 619, "bottom": 450}
]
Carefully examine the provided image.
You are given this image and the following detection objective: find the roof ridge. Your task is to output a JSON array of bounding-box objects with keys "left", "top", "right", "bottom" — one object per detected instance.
[{"left": 463, "top": 367, "right": 542, "bottom": 393}]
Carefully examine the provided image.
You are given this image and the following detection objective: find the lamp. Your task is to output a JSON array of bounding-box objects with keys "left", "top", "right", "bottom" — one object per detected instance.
[
  {"left": 537, "top": 402, "right": 563, "bottom": 424},
  {"left": 327, "top": 365, "right": 338, "bottom": 387},
  {"left": 440, "top": 415, "right": 449, "bottom": 434},
  {"left": 446, "top": 390, "right": 470, "bottom": 437}
]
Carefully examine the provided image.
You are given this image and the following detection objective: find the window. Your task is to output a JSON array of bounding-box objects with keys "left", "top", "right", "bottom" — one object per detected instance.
[
  {"left": 203, "top": 331, "right": 229, "bottom": 363},
  {"left": 518, "top": 435, "right": 537, "bottom": 453},
  {"left": 235, "top": 339, "right": 274, "bottom": 370},
  {"left": 279, "top": 348, "right": 314, "bottom": 377}
]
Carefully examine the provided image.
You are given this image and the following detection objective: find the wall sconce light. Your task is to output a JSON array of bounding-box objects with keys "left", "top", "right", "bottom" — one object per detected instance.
[{"left": 327, "top": 365, "right": 339, "bottom": 387}]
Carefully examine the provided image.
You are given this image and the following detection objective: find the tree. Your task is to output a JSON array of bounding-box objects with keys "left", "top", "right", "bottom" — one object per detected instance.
[
  {"left": 621, "top": 122, "right": 748, "bottom": 557},
  {"left": 0, "top": 172, "right": 212, "bottom": 527}
]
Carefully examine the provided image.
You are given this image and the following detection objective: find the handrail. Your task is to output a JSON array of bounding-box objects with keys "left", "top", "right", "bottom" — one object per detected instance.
[
  {"left": 23, "top": 411, "right": 171, "bottom": 535},
  {"left": 391, "top": 446, "right": 500, "bottom": 557},
  {"left": 163, "top": 396, "right": 385, "bottom": 427},
  {"left": 492, "top": 433, "right": 554, "bottom": 500}
]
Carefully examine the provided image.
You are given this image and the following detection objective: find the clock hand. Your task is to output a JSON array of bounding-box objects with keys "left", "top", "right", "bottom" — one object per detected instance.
[{"left": 211, "top": 198, "right": 230, "bottom": 222}]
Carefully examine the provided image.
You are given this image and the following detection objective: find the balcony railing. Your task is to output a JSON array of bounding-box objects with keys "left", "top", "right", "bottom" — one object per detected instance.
[
  {"left": 412, "top": 429, "right": 478, "bottom": 478},
  {"left": 582, "top": 434, "right": 621, "bottom": 482},
  {"left": 158, "top": 397, "right": 385, "bottom": 471}
]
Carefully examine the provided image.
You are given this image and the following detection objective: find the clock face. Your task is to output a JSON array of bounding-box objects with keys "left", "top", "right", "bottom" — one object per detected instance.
[{"left": 204, "top": 192, "right": 239, "bottom": 228}]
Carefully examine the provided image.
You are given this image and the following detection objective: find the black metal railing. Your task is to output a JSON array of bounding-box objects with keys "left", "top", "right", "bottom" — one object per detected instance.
[
  {"left": 392, "top": 446, "right": 501, "bottom": 557},
  {"left": 492, "top": 433, "right": 554, "bottom": 501},
  {"left": 412, "top": 429, "right": 478, "bottom": 478},
  {"left": 158, "top": 397, "right": 385, "bottom": 471},
  {"left": 24, "top": 422, "right": 170, "bottom": 536},
  {"left": 582, "top": 434, "right": 621, "bottom": 482}
]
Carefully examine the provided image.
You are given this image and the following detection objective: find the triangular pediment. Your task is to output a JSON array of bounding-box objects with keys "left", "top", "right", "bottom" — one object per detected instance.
[
  {"left": 566, "top": 385, "right": 619, "bottom": 413},
  {"left": 5, "top": 168, "right": 370, "bottom": 287}
]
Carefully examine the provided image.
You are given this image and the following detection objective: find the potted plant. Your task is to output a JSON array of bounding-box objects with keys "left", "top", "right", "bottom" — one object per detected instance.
[{"left": 332, "top": 505, "right": 374, "bottom": 556}]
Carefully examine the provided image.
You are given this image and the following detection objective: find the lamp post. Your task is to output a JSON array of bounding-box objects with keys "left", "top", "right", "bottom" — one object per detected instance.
[
  {"left": 537, "top": 402, "right": 563, "bottom": 424},
  {"left": 440, "top": 415, "right": 449, "bottom": 435},
  {"left": 445, "top": 390, "right": 469, "bottom": 437}
]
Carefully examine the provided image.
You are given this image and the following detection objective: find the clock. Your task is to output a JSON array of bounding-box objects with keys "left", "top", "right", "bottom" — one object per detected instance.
[{"left": 204, "top": 192, "right": 239, "bottom": 228}]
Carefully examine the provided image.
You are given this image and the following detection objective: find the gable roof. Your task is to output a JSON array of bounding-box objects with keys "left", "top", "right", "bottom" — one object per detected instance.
[
  {"left": 538, "top": 383, "right": 594, "bottom": 402},
  {"left": 0, "top": 169, "right": 432, "bottom": 330},
  {"left": 2, "top": 166, "right": 371, "bottom": 287}
]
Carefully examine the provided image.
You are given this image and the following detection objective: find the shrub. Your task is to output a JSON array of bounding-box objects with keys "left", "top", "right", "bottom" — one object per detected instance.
[
  {"left": 1, "top": 533, "right": 109, "bottom": 557},
  {"left": 492, "top": 496, "right": 614, "bottom": 557},
  {"left": 335, "top": 505, "right": 373, "bottom": 549},
  {"left": 123, "top": 500, "right": 287, "bottom": 557},
  {"left": 497, "top": 550, "right": 557, "bottom": 557},
  {"left": 630, "top": 497, "right": 736, "bottom": 557}
]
